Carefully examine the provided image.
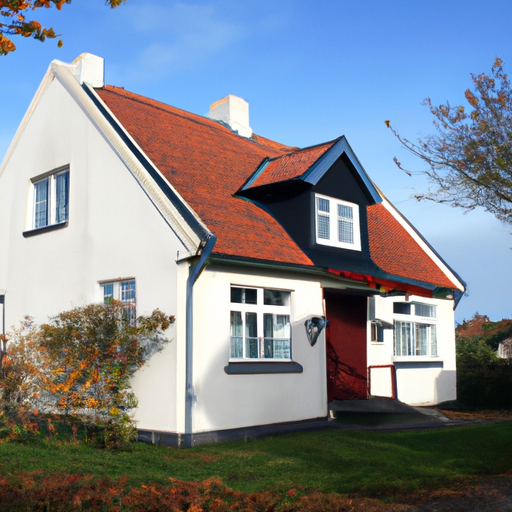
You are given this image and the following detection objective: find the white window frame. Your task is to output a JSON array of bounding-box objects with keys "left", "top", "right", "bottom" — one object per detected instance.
[
  {"left": 100, "top": 278, "right": 136, "bottom": 325},
  {"left": 393, "top": 301, "right": 438, "bottom": 358},
  {"left": 229, "top": 286, "right": 292, "bottom": 361},
  {"left": 29, "top": 166, "right": 70, "bottom": 230},
  {"left": 314, "top": 193, "right": 361, "bottom": 251}
]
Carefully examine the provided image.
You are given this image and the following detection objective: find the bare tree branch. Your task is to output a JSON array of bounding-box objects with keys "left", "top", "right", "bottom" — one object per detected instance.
[{"left": 386, "top": 58, "right": 512, "bottom": 226}]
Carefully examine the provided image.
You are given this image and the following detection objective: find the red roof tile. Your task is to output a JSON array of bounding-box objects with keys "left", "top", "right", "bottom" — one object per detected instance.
[
  {"left": 248, "top": 140, "right": 337, "bottom": 188},
  {"left": 367, "top": 203, "right": 456, "bottom": 289},
  {"left": 96, "top": 86, "right": 313, "bottom": 267}
]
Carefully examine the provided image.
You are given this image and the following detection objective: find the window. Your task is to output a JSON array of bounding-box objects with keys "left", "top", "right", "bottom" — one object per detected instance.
[
  {"left": 230, "top": 286, "right": 291, "bottom": 360},
  {"left": 315, "top": 194, "right": 361, "bottom": 250},
  {"left": 393, "top": 302, "right": 437, "bottom": 357},
  {"left": 31, "top": 167, "right": 69, "bottom": 229},
  {"left": 101, "top": 279, "right": 136, "bottom": 324},
  {"left": 370, "top": 322, "right": 384, "bottom": 342}
]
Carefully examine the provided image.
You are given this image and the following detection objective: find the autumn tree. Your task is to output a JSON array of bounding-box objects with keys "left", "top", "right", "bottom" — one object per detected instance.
[
  {"left": 386, "top": 58, "right": 512, "bottom": 226},
  {"left": 0, "top": 0, "right": 126, "bottom": 56}
]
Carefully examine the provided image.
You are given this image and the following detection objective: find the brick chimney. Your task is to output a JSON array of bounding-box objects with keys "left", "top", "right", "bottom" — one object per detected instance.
[{"left": 208, "top": 95, "right": 252, "bottom": 138}]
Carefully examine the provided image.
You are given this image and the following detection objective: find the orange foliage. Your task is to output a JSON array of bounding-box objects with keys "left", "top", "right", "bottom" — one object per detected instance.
[
  {"left": 1, "top": 302, "right": 174, "bottom": 448},
  {"left": 0, "top": 471, "right": 413, "bottom": 511},
  {"left": 0, "top": 0, "right": 126, "bottom": 55}
]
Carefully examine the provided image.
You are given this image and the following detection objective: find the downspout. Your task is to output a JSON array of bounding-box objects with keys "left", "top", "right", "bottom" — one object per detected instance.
[{"left": 184, "top": 234, "right": 217, "bottom": 446}]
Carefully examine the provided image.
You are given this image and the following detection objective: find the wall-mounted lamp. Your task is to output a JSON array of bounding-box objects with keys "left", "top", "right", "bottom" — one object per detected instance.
[{"left": 304, "top": 316, "right": 328, "bottom": 346}]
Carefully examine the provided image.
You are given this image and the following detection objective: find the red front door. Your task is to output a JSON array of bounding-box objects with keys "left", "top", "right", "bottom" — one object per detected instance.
[{"left": 325, "top": 291, "right": 368, "bottom": 401}]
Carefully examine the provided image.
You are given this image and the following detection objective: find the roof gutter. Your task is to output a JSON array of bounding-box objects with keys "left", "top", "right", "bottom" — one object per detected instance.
[{"left": 184, "top": 234, "right": 217, "bottom": 446}]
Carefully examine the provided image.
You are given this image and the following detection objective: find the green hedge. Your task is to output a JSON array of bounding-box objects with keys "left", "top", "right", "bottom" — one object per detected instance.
[{"left": 457, "top": 363, "right": 512, "bottom": 408}]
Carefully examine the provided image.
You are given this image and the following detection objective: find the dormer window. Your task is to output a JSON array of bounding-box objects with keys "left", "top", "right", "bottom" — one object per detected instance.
[{"left": 315, "top": 194, "right": 361, "bottom": 251}]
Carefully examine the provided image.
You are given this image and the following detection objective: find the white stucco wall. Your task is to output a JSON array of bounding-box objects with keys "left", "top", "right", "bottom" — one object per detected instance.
[
  {"left": 190, "top": 264, "right": 327, "bottom": 433},
  {"left": 368, "top": 295, "right": 457, "bottom": 405},
  {"left": 0, "top": 75, "right": 186, "bottom": 432}
]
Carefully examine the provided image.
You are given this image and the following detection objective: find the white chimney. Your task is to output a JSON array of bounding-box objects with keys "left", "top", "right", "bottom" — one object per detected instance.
[
  {"left": 208, "top": 95, "right": 252, "bottom": 138},
  {"left": 69, "top": 53, "right": 104, "bottom": 88}
]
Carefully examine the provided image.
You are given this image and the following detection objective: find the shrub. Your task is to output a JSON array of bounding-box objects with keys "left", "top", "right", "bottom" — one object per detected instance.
[{"left": 1, "top": 302, "right": 174, "bottom": 448}]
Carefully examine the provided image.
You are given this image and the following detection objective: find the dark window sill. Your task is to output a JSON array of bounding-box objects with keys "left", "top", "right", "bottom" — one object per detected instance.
[
  {"left": 224, "top": 361, "right": 303, "bottom": 375},
  {"left": 23, "top": 221, "right": 68, "bottom": 238},
  {"left": 393, "top": 360, "right": 444, "bottom": 369}
]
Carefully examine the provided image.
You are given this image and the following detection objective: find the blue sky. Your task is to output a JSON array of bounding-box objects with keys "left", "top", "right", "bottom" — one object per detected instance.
[{"left": 1, "top": 0, "right": 511, "bottom": 322}]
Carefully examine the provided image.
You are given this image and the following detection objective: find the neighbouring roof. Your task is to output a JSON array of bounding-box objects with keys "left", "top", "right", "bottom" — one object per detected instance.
[{"left": 95, "top": 85, "right": 463, "bottom": 293}]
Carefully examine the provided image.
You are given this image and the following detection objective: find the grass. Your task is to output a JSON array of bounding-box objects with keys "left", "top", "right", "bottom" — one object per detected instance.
[{"left": 1, "top": 422, "right": 511, "bottom": 497}]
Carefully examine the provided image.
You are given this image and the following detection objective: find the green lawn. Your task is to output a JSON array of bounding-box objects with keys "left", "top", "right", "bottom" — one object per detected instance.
[{"left": 0, "top": 423, "right": 511, "bottom": 497}]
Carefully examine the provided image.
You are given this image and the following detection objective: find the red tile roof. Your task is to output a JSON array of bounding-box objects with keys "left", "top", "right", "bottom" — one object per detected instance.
[
  {"left": 247, "top": 140, "right": 338, "bottom": 188},
  {"left": 96, "top": 86, "right": 313, "bottom": 266},
  {"left": 95, "top": 85, "right": 460, "bottom": 291},
  {"left": 367, "top": 203, "right": 456, "bottom": 289}
]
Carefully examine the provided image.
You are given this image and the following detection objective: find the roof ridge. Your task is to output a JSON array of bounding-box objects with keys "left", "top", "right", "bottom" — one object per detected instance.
[
  {"left": 102, "top": 85, "right": 231, "bottom": 133},
  {"left": 265, "top": 137, "right": 341, "bottom": 162},
  {"left": 101, "top": 85, "right": 289, "bottom": 155}
]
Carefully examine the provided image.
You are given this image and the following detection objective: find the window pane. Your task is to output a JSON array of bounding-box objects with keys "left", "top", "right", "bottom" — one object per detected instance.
[
  {"left": 55, "top": 171, "right": 69, "bottom": 223},
  {"left": 230, "top": 312, "right": 243, "bottom": 358},
  {"left": 264, "top": 314, "right": 290, "bottom": 339},
  {"left": 394, "top": 321, "right": 412, "bottom": 356},
  {"left": 244, "top": 288, "right": 257, "bottom": 304},
  {"left": 317, "top": 214, "right": 329, "bottom": 240},
  {"left": 414, "top": 303, "right": 436, "bottom": 318},
  {"left": 263, "top": 337, "right": 274, "bottom": 358},
  {"left": 230, "top": 311, "right": 242, "bottom": 336},
  {"left": 371, "top": 322, "right": 384, "bottom": 342},
  {"left": 121, "top": 280, "right": 136, "bottom": 303},
  {"left": 317, "top": 197, "right": 330, "bottom": 213},
  {"left": 264, "top": 314, "right": 290, "bottom": 359},
  {"left": 231, "top": 287, "right": 242, "bottom": 303},
  {"left": 273, "top": 339, "right": 290, "bottom": 359},
  {"left": 430, "top": 324, "right": 437, "bottom": 357},
  {"left": 393, "top": 302, "right": 411, "bottom": 315},
  {"left": 246, "top": 337, "right": 259, "bottom": 358},
  {"left": 231, "top": 287, "right": 257, "bottom": 304},
  {"left": 264, "top": 289, "right": 290, "bottom": 306},
  {"left": 415, "top": 323, "right": 428, "bottom": 356},
  {"left": 338, "top": 204, "right": 353, "bottom": 220},
  {"left": 246, "top": 312, "right": 257, "bottom": 337},
  {"left": 338, "top": 219, "right": 354, "bottom": 244},
  {"left": 245, "top": 312, "right": 258, "bottom": 358},
  {"left": 103, "top": 283, "right": 114, "bottom": 304},
  {"left": 34, "top": 178, "right": 49, "bottom": 228},
  {"left": 120, "top": 280, "right": 136, "bottom": 325},
  {"left": 230, "top": 337, "right": 243, "bottom": 358},
  {"left": 317, "top": 197, "right": 330, "bottom": 240}
]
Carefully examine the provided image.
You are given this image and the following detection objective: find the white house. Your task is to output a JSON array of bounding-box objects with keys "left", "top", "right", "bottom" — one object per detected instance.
[{"left": 0, "top": 54, "right": 465, "bottom": 446}]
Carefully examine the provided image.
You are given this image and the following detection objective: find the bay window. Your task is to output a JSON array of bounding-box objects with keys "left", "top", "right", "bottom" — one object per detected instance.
[
  {"left": 230, "top": 286, "right": 291, "bottom": 360},
  {"left": 393, "top": 302, "right": 437, "bottom": 357}
]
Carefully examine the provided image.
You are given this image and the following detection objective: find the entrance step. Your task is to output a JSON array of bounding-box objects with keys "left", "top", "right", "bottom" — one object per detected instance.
[{"left": 330, "top": 396, "right": 449, "bottom": 417}]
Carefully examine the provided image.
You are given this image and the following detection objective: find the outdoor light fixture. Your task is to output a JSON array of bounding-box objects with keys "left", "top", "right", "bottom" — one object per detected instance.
[{"left": 304, "top": 316, "right": 328, "bottom": 346}]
